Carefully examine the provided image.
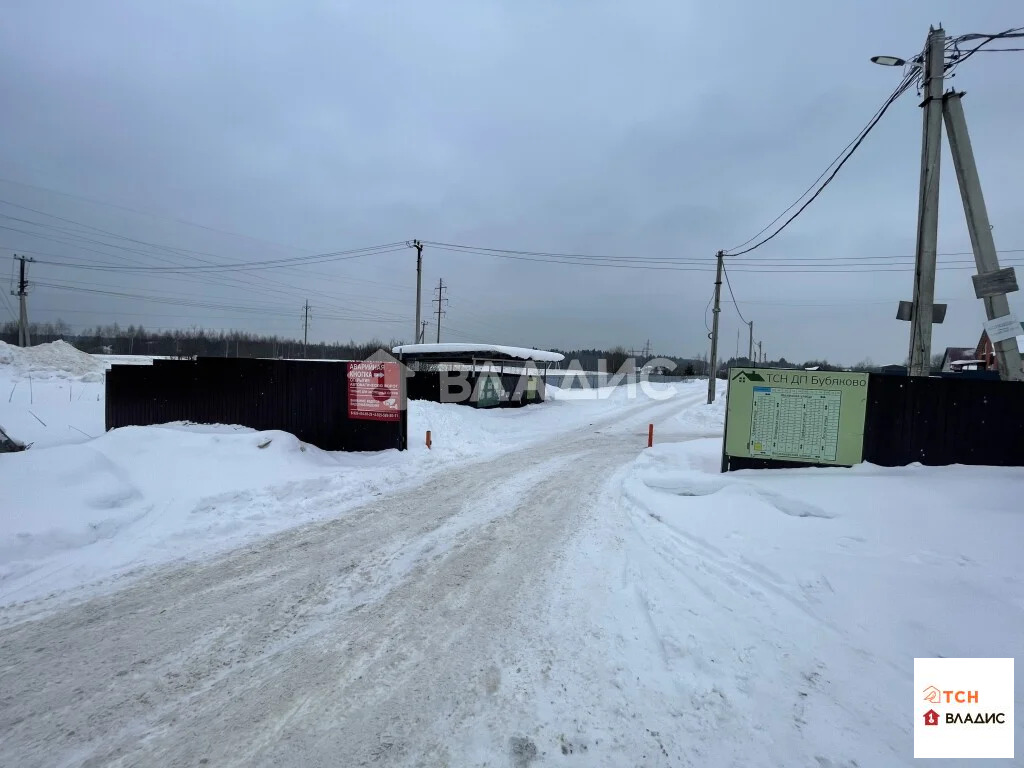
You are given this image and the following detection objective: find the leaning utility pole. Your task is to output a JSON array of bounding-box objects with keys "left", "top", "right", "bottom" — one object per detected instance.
[
  {"left": 907, "top": 26, "right": 946, "bottom": 377},
  {"left": 707, "top": 250, "right": 724, "bottom": 404},
  {"left": 943, "top": 91, "right": 1024, "bottom": 381},
  {"left": 302, "top": 300, "right": 310, "bottom": 358},
  {"left": 747, "top": 320, "right": 754, "bottom": 362},
  {"left": 432, "top": 278, "right": 447, "bottom": 343},
  {"left": 411, "top": 240, "right": 424, "bottom": 344},
  {"left": 419, "top": 320, "right": 428, "bottom": 344},
  {"left": 13, "top": 255, "right": 33, "bottom": 347}
]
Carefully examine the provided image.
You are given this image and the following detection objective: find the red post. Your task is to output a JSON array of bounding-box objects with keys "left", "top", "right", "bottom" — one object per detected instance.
[
  {"left": 426, "top": 430, "right": 432, "bottom": 449},
  {"left": 648, "top": 423, "right": 654, "bottom": 448}
]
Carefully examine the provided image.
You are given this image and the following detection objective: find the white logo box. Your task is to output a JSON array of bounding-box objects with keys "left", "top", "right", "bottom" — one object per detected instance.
[{"left": 914, "top": 658, "right": 1014, "bottom": 759}]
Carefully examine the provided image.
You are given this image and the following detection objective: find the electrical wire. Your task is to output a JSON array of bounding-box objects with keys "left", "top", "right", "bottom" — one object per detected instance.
[
  {"left": 428, "top": 243, "right": 1024, "bottom": 273},
  {"left": 0, "top": 286, "right": 17, "bottom": 321},
  {"left": 723, "top": 67, "right": 919, "bottom": 254},
  {"left": 723, "top": 71, "right": 918, "bottom": 257},
  {"left": 721, "top": 264, "right": 749, "bottom": 325},
  {"left": 945, "top": 27, "right": 1024, "bottom": 76}
]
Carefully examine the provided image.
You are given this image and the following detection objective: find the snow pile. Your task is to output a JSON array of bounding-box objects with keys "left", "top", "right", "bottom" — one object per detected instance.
[
  {"left": 532, "top": 437, "right": 1024, "bottom": 764},
  {"left": 0, "top": 340, "right": 107, "bottom": 381},
  {"left": 0, "top": 426, "right": 390, "bottom": 604}
]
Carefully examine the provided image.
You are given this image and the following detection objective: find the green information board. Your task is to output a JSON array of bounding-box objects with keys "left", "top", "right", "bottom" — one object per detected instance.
[{"left": 724, "top": 368, "right": 869, "bottom": 468}]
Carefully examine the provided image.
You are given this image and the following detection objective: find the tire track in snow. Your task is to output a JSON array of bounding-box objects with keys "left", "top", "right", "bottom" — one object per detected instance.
[{"left": 0, "top": 392, "right": 690, "bottom": 767}]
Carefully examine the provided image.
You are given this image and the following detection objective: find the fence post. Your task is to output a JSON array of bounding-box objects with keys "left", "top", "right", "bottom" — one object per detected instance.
[
  {"left": 648, "top": 423, "right": 654, "bottom": 448},
  {"left": 426, "top": 430, "right": 432, "bottom": 449}
]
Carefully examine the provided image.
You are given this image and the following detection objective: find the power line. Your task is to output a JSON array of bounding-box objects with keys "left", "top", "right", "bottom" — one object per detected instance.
[
  {"left": 428, "top": 243, "right": 1024, "bottom": 273},
  {"left": 29, "top": 243, "right": 407, "bottom": 273},
  {"left": 721, "top": 264, "right": 749, "bottom": 324},
  {"left": 723, "top": 72, "right": 919, "bottom": 254},
  {"left": 0, "top": 175, "right": 323, "bottom": 255},
  {"left": 32, "top": 281, "right": 408, "bottom": 323},
  {"left": 945, "top": 27, "right": 1024, "bottom": 75},
  {"left": 723, "top": 71, "right": 918, "bottom": 257},
  {"left": 0, "top": 284, "right": 17, "bottom": 321}
]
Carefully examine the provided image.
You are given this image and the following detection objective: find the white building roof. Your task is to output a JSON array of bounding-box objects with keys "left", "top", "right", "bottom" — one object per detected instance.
[{"left": 391, "top": 343, "right": 564, "bottom": 363}]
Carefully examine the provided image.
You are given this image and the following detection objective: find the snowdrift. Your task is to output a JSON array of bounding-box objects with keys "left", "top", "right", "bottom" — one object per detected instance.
[{"left": 0, "top": 340, "right": 107, "bottom": 381}]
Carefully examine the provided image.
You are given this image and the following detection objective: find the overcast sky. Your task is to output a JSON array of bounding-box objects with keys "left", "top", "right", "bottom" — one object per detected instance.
[{"left": 2, "top": 0, "right": 1022, "bottom": 364}]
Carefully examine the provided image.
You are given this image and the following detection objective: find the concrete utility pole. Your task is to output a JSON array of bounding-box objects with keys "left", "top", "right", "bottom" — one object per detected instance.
[
  {"left": 943, "top": 91, "right": 1024, "bottom": 381},
  {"left": 758, "top": 340, "right": 763, "bottom": 364},
  {"left": 907, "top": 26, "right": 946, "bottom": 377},
  {"left": 13, "top": 255, "right": 33, "bottom": 347},
  {"left": 707, "top": 251, "right": 724, "bottom": 404},
  {"left": 432, "top": 278, "right": 447, "bottom": 343},
  {"left": 412, "top": 240, "right": 424, "bottom": 344},
  {"left": 419, "top": 320, "right": 428, "bottom": 344},
  {"left": 302, "top": 300, "right": 310, "bottom": 358},
  {"left": 747, "top": 320, "right": 754, "bottom": 362}
]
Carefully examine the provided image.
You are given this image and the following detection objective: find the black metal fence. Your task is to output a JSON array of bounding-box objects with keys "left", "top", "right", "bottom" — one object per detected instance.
[
  {"left": 106, "top": 357, "right": 406, "bottom": 452},
  {"left": 861, "top": 374, "right": 1024, "bottom": 467},
  {"left": 725, "top": 373, "right": 1024, "bottom": 470}
]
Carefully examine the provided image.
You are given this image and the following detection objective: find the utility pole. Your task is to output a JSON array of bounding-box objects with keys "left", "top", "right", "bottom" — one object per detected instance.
[
  {"left": 943, "top": 91, "right": 1024, "bottom": 381},
  {"left": 758, "top": 340, "right": 763, "bottom": 364},
  {"left": 13, "top": 255, "right": 33, "bottom": 347},
  {"left": 302, "top": 300, "right": 310, "bottom": 358},
  {"left": 747, "top": 320, "right": 754, "bottom": 363},
  {"left": 419, "top": 320, "right": 428, "bottom": 344},
  {"left": 907, "top": 26, "right": 945, "bottom": 377},
  {"left": 432, "top": 278, "right": 447, "bottom": 343},
  {"left": 707, "top": 251, "right": 724, "bottom": 404},
  {"left": 411, "top": 240, "right": 424, "bottom": 344}
]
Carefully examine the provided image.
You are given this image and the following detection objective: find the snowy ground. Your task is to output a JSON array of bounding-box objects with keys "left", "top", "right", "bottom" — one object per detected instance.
[
  {"left": 0, "top": 342, "right": 687, "bottom": 609},
  {"left": 1, "top": 342, "right": 1022, "bottom": 766}
]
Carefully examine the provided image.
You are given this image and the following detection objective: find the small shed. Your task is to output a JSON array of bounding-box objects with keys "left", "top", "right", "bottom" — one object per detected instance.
[{"left": 392, "top": 343, "right": 564, "bottom": 408}]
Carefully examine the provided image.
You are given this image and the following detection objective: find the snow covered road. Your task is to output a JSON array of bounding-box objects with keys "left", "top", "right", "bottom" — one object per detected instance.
[{"left": 0, "top": 390, "right": 698, "bottom": 767}]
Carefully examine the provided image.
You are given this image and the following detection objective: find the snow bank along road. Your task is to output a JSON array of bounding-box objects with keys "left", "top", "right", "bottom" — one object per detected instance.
[{"left": 0, "top": 389, "right": 701, "bottom": 767}]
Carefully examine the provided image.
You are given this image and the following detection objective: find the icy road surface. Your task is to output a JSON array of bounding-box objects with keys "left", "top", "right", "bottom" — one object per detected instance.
[{"left": 0, "top": 392, "right": 696, "bottom": 767}]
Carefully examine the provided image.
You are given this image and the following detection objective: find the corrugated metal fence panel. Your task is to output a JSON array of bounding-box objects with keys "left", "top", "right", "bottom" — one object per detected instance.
[
  {"left": 105, "top": 358, "right": 404, "bottom": 452},
  {"left": 862, "top": 374, "right": 1024, "bottom": 467}
]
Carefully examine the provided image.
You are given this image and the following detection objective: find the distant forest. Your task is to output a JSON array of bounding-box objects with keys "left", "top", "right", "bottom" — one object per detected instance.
[{"left": 1, "top": 320, "right": 883, "bottom": 374}]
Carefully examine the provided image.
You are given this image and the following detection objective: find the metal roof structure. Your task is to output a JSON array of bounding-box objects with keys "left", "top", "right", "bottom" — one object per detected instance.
[{"left": 391, "top": 343, "right": 564, "bottom": 364}]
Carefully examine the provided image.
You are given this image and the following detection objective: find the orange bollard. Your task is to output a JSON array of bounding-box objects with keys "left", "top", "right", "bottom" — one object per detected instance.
[
  {"left": 426, "top": 430, "right": 432, "bottom": 449},
  {"left": 648, "top": 423, "right": 654, "bottom": 448}
]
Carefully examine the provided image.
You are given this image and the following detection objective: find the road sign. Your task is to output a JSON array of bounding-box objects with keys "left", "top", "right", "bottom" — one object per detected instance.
[
  {"left": 983, "top": 313, "right": 1022, "bottom": 344},
  {"left": 897, "top": 301, "right": 947, "bottom": 322},
  {"left": 724, "top": 368, "right": 869, "bottom": 469},
  {"left": 972, "top": 267, "right": 1018, "bottom": 299}
]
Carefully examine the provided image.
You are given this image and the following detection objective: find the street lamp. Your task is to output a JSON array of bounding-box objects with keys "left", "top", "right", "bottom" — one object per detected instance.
[{"left": 870, "top": 55, "right": 906, "bottom": 67}]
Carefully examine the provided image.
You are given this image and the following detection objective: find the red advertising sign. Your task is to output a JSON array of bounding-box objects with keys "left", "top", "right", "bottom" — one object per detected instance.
[{"left": 347, "top": 361, "right": 402, "bottom": 421}]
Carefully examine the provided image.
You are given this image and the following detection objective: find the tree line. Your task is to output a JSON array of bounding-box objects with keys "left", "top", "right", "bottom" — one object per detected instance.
[
  {"left": 0, "top": 320, "right": 400, "bottom": 361},
  {"left": 2, "top": 319, "right": 904, "bottom": 373}
]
